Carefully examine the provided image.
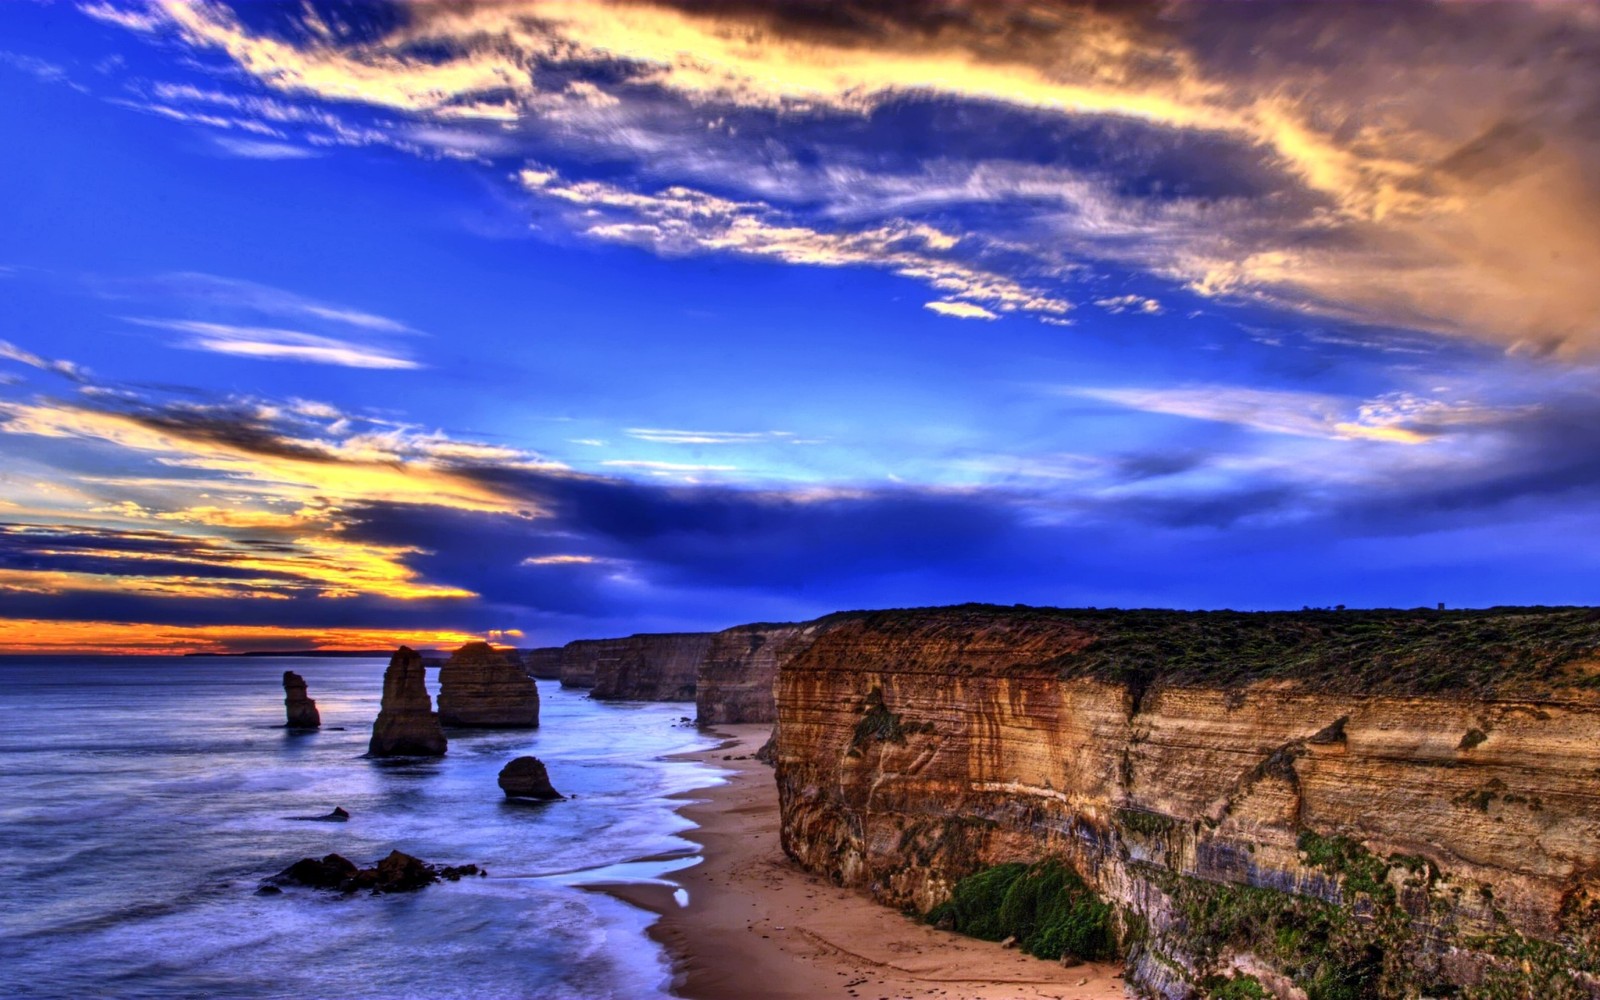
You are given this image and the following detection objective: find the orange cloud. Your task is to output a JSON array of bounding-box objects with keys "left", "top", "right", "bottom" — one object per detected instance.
[{"left": 0, "top": 618, "right": 483, "bottom": 655}]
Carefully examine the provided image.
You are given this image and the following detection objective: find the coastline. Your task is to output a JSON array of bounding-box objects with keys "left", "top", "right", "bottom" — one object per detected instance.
[{"left": 599, "top": 723, "right": 1127, "bottom": 1000}]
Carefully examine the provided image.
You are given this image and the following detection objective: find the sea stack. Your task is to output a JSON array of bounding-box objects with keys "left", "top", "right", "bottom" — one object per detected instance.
[
  {"left": 437, "top": 641, "right": 540, "bottom": 728},
  {"left": 282, "top": 670, "right": 321, "bottom": 729},
  {"left": 497, "top": 756, "right": 562, "bottom": 800},
  {"left": 367, "top": 646, "right": 447, "bottom": 757}
]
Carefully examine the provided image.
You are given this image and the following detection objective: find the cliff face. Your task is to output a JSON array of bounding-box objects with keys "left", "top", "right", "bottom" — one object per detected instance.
[
  {"left": 775, "top": 606, "right": 1600, "bottom": 999},
  {"left": 368, "top": 646, "right": 447, "bottom": 757},
  {"left": 589, "top": 632, "right": 713, "bottom": 701},
  {"left": 523, "top": 647, "right": 563, "bottom": 680},
  {"left": 437, "top": 641, "right": 539, "bottom": 727},
  {"left": 558, "top": 639, "right": 605, "bottom": 688},
  {"left": 695, "top": 620, "right": 856, "bottom": 725}
]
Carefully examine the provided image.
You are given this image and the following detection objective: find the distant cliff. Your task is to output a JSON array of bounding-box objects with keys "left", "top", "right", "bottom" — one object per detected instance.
[
  {"left": 695, "top": 618, "right": 857, "bottom": 725},
  {"left": 523, "top": 647, "right": 563, "bottom": 680},
  {"left": 775, "top": 605, "right": 1600, "bottom": 999},
  {"left": 588, "top": 632, "right": 713, "bottom": 701}
]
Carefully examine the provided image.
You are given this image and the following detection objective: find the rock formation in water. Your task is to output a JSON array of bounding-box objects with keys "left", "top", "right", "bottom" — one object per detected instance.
[
  {"left": 523, "top": 646, "right": 563, "bottom": 680},
  {"left": 436, "top": 641, "right": 540, "bottom": 727},
  {"left": 589, "top": 632, "right": 713, "bottom": 701},
  {"left": 264, "top": 850, "right": 481, "bottom": 894},
  {"left": 774, "top": 604, "right": 1600, "bottom": 999},
  {"left": 497, "top": 756, "right": 563, "bottom": 800},
  {"left": 282, "top": 670, "right": 320, "bottom": 729},
  {"left": 367, "top": 646, "right": 447, "bottom": 757}
]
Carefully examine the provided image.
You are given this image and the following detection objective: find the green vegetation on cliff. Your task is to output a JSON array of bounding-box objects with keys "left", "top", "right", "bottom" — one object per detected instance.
[
  {"left": 845, "top": 604, "right": 1600, "bottom": 695},
  {"left": 926, "top": 860, "right": 1114, "bottom": 962}
]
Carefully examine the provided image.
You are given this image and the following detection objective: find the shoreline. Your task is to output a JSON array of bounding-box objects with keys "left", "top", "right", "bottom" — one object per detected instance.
[{"left": 597, "top": 723, "right": 1127, "bottom": 1000}]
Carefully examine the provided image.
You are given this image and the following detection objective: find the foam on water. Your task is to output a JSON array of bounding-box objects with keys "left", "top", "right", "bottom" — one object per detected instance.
[{"left": 0, "top": 656, "right": 728, "bottom": 999}]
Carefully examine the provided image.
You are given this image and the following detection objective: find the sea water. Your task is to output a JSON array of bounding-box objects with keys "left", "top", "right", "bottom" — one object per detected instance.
[{"left": 0, "top": 656, "right": 727, "bottom": 999}]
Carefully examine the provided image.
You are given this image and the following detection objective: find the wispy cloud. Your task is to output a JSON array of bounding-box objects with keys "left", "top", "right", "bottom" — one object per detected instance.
[
  {"left": 104, "top": 271, "right": 418, "bottom": 334},
  {"left": 626, "top": 428, "right": 802, "bottom": 445},
  {"left": 924, "top": 300, "right": 999, "bottom": 321},
  {"left": 0, "top": 339, "right": 90, "bottom": 382},
  {"left": 210, "top": 136, "right": 318, "bottom": 159},
  {"left": 126, "top": 318, "right": 419, "bottom": 369}
]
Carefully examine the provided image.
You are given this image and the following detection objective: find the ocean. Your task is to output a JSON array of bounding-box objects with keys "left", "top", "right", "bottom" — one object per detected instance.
[{"left": 0, "top": 656, "right": 727, "bottom": 999}]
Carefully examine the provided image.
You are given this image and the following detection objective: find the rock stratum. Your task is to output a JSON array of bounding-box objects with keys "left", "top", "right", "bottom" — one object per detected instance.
[
  {"left": 367, "top": 646, "right": 447, "bottom": 757},
  {"left": 282, "top": 670, "right": 320, "bottom": 729},
  {"left": 523, "top": 647, "right": 563, "bottom": 680},
  {"left": 774, "top": 605, "right": 1600, "bottom": 999},
  {"left": 588, "top": 632, "right": 714, "bottom": 701},
  {"left": 437, "top": 642, "right": 539, "bottom": 727},
  {"left": 695, "top": 620, "right": 844, "bottom": 725}
]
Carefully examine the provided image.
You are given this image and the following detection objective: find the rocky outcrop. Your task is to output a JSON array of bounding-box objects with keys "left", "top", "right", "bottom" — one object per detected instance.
[
  {"left": 437, "top": 641, "right": 540, "bottom": 727},
  {"left": 523, "top": 647, "right": 563, "bottom": 680},
  {"left": 264, "top": 851, "right": 481, "bottom": 894},
  {"left": 498, "top": 756, "right": 563, "bottom": 800},
  {"left": 589, "top": 632, "right": 713, "bottom": 701},
  {"left": 775, "top": 605, "right": 1600, "bottom": 999},
  {"left": 367, "top": 646, "right": 447, "bottom": 757},
  {"left": 282, "top": 670, "right": 320, "bottom": 728},
  {"left": 695, "top": 618, "right": 857, "bottom": 725}
]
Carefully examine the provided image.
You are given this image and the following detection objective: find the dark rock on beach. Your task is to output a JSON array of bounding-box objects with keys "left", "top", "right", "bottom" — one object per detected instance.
[
  {"left": 265, "top": 850, "right": 481, "bottom": 895},
  {"left": 282, "top": 671, "right": 320, "bottom": 729},
  {"left": 497, "top": 756, "right": 563, "bottom": 800},
  {"left": 367, "top": 647, "right": 446, "bottom": 757}
]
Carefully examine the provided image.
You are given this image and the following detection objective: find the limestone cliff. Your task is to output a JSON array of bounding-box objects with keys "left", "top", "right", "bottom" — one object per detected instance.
[
  {"left": 775, "top": 605, "right": 1600, "bottom": 999},
  {"left": 368, "top": 646, "right": 447, "bottom": 757},
  {"left": 437, "top": 642, "right": 540, "bottom": 727},
  {"left": 695, "top": 619, "right": 854, "bottom": 725},
  {"left": 282, "top": 670, "right": 320, "bottom": 729},
  {"left": 589, "top": 632, "right": 713, "bottom": 701},
  {"left": 558, "top": 639, "right": 605, "bottom": 688},
  {"left": 523, "top": 647, "right": 563, "bottom": 681}
]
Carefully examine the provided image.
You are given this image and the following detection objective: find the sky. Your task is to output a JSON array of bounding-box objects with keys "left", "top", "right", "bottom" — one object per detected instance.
[{"left": 2, "top": 0, "right": 1599, "bottom": 653}]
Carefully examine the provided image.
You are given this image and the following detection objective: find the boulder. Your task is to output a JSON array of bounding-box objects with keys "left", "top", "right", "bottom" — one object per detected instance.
[
  {"left": 367, "top": 646, "right": 447, "bottom": 757},
  {"left": 265, "top": 850, "right": 481, "bottom": 894},
  {"left": 437, "top": 641, "right": 539, "bottom": 728},
  {"left": 498, "top": 756, "right": 563, "bottom": 800},
  {"left": 282, "top": 670, "right": 321, "bottom": 729}
]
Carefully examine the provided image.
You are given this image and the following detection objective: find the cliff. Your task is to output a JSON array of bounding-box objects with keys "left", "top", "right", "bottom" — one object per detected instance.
[
  {"left": 523, "top": 647, "right": 563, "bottom": 680},
  {"left": 436, "top": 641, "right": 540, "bottom": 727},
  {"left": 558, "top": 639, "right": 605, "bottom": 688},
  {"left": 368, "top": 646, "right": 447, "bottom": 757},
  {"left": 282, "top": 670, "right": 320, "bottom": 728},
  {"left": 589, "top": 632, "right": 713, "bottom": 701},
  {"left": 695, "top": 619, "right": 856, "bottom": 725},
  {"left": 774, "top": 605, "right": 1600, "bottom": 999}
]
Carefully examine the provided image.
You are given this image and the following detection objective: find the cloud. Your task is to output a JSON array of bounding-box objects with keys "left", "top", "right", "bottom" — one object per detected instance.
[
  {"left": 1094, "top": 294, "right": 1162, "bottom": 316},
  {"left": 626, "top": 428, "right": 800, "bottom": 445},
  {"left": 210, "top": 136, "right": 319, "bottom": 159},
  {"left": 126, "top": 318, "right": 420, "bottom": 369},
  {"left": 100, "top": 271, "right": 419, "bottom": 334},
  {"left": 0, "top": 340, "right": 91, "bottom": 382},
  {"left": 924, "top": 300, "right": 999, "bottom": 321},
  {"left": 83, "top": 0, "right": 1600, "bottom": 353},
  {"left": 1070, "top": 384, "right": 1516, "bottom": 446}
]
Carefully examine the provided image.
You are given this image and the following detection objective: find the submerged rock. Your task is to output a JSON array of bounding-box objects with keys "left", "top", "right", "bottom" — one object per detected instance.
[
  {"left": 497, "top": 756, "right": 563, "bottom": 800},
  {"left": 367, "top": 647, "right": 447, "bottom": 757},
  {"left": 282, "top": 670, "right": 321, "bottom": 729},
  {"left": 437, "top": 641, "right": 539, "bottom": 728},
  {"left": 265, "top": 850, "right": 481, "bottom": 895}
]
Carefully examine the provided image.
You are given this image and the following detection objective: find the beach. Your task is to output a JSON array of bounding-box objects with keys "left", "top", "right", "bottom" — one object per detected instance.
[{"left": 602, "top": 724, "right": 1128, "bottom": 1000}]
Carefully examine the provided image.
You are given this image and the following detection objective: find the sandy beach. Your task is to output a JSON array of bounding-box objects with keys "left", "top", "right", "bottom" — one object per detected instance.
[{"left": 599, "top": 724, "right": 1127, "bottom": 1000}]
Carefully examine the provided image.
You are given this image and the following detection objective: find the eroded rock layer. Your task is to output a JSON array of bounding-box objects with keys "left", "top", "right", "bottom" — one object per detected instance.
[
  {"left": 282, "top": 670, "right": 320, "bottom": 729},
  {"left": 523, "top": 647, "right": 563, "bottom": 680},
  {"left": 589, "top": 632, "right": 713, "bottom": 701},
  {"left": 437, "top": 641, "right": 539, "bottom": 727},
  {"left": 368, "top": 646, "right": 447, "bottom": 757},
  {"left": 695, "top": 620, "right": 852, "bottom": 725},
  {"left": 558, "top": 639, "right": 606, "bottom": 688},
  {"left": 775, "top": 605, "right": 1600, "bottom": 999}
]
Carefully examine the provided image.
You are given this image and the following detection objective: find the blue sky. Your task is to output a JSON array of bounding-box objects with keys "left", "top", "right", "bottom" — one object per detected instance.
[{"left": 2, "top": 1, "right": 1598, "bottom": 652}]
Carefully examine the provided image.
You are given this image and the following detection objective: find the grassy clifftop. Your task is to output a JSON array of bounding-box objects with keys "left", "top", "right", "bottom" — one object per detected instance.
[{"left": 838, "top": 604, "right": 1600, "bottom": 696}]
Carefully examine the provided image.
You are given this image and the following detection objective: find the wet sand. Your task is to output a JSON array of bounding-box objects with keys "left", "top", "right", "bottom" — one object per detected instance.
[{"left": 600, "top": 724, "right": 1127, "bottom": 1000}]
